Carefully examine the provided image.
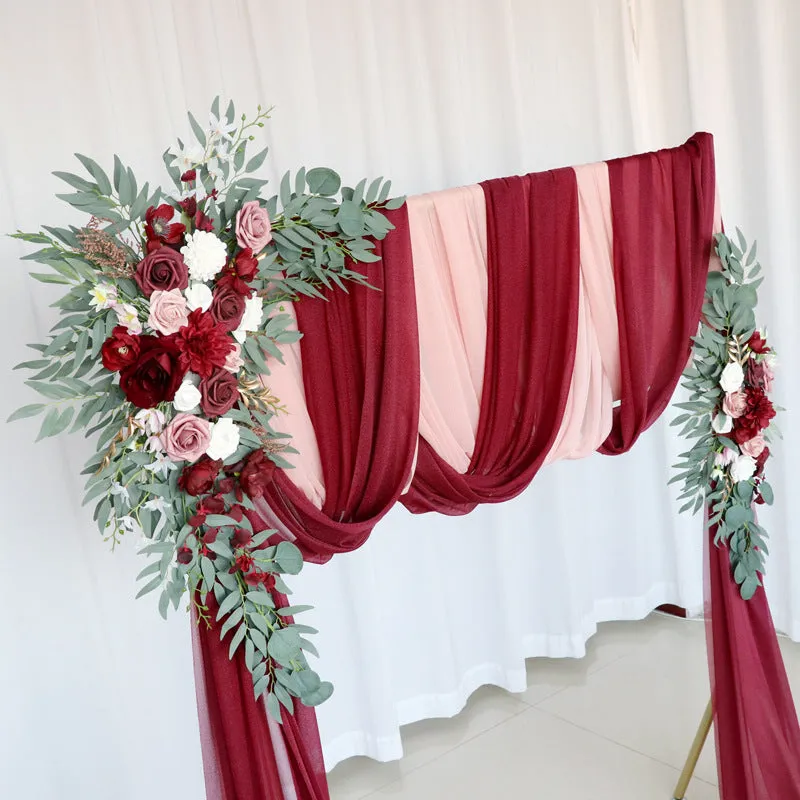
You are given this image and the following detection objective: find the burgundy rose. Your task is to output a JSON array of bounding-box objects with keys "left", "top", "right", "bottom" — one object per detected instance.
[
  {"left": 731, "top": 387, "right": 776, "bottom": 444},
  {"left": 178, "top": 456, "right": 222, "bottom": 496},
  {"left": 144, "top": 204, "right": 186, "bottom": 253},
  {"left": 101, "top": 325, "right": 141, "bottom": 372},
  {"left": 199, "top": 367, "right": 240, "bottom": 417},
  {"left": 217, "top": 248, "right": 258, "bottom": 296},
  {"left": 239, "top": 449, "right": 277, "bottom": 499},
  {"left": 173, "top": 309, "right": 234, "bottom": 378},
  {"left": 135, "top": 246, "right": 189, "bottom": 297},
  {"left": 209, "top": 285, "right": 246, "bottom": 332},
  {"left": 176, "top": 546, "right": 193, "bottom": 565},
  {"left": 748, "top": 331, "right": 770, "bottom": 354},
  {"left": 119, "top": 335, "right": 185, "bottom": 408}
]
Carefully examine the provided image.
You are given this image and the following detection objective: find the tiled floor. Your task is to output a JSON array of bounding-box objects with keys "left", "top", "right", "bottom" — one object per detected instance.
[{"left": 328, "top": 612, "right": 800, "bottom": 799}]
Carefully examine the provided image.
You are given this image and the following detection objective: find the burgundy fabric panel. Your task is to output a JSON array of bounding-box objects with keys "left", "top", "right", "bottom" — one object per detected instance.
[
  {"left": 599, "top": 132, "right": 717, "bottom": 455},
  {"left": 402, "top": 168, "right": 580, "bottom": 514},
  {"left": 260, "top": 205, "right": 420, "bottom": 561},
  {"left": 193, "top": 594, "right": 330, "bottom": 800},
  {"left": 707, "top": 525, "right": 800, "bottom": 799}
]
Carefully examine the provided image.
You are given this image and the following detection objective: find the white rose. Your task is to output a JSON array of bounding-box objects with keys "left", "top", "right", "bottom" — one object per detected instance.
[
  {"left": 719, "top": 361, "right": 745, "bottom": 393},
  {"left": 184, "top": 282, "right": 213, "bottom": 312},
  {"left": 180, "top": 230, "right": 228, "bottom": 283},
  {"left": 711, "top": 413, "right": 733, "bottom": 434},
  {"left": 730, "top": 454, "right": 757, "bottom": 483},
  {"left": 173, "top": 377, "right": 202, "bottom": 413},
  {"left": 206, "top": 417, "right": 240, "bottom": 461},
  {"left": 232, "top": 295, "right": 264, "bottom": 343}
]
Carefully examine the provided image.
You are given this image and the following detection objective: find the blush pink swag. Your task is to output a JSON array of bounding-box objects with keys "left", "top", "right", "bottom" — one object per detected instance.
[{"left": 236, "top": 201, "right": 273, "bottom": 252}]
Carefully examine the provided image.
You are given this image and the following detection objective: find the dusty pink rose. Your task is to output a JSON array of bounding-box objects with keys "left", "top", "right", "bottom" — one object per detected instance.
[
  {"left": 148, "top": 289, "right": 189, "bottom": 335},
  {"left": 161, "top": 413, "right": 212, "bottom": 463},
  {"left": 741, "top": 434, "right": 766, "bottom": 459},
  {"left": 224, "top": 342, "right": 244, "bottom": 373},
  {"left": 722, "top": 390, "right": 747, "bottom": 419},
  {"left": 235, "top": 201, "right": 272, "bottom": 253}
]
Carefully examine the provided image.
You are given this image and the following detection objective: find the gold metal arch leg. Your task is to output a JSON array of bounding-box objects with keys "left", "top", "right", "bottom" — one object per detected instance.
[{"left": 673, "top": 698, "right": 714, "bottom": 799}]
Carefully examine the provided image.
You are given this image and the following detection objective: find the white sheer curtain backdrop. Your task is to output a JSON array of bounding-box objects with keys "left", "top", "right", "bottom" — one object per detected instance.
[{"left": 1, "top": 1, "right": 798, "bottom": 798}]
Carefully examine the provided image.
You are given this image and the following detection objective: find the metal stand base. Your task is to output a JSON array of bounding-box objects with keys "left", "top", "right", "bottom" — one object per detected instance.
[{"left": 672, "top": 698, "right": 714, "bottom": 799}]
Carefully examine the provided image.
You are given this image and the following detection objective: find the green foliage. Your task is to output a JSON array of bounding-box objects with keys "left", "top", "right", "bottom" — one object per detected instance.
[{"left": 671, "top": 231, "right": 777, "bottom": 600}]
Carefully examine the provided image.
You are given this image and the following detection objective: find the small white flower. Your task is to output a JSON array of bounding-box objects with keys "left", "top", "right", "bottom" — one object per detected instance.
[
  {"left": 173, "top": 377, "right": 202, "bottom": 413},
  {"left": 89, "top": 283, "right": 118, "bottom": 311},
  {"left": 233, "top": 296, "right": 264, "bottom": 343},
  {"left": 134, "top": 409, "right": 166, "bottom": 436},
  {"left": 117, "top": 515, "right": 143, "bottom": 536},
  {"left": 719, "top": 361, "right": 745, "bottom": 393},
  {"left": 714, "top": 447, "right": 738, "bottom": 467},
  {"left": 143, "top": 496, "right": 171, "bottom": 537},
  {"left": 181, "top": 230, "right": 228, "bottom": 283},
  {"left": 114, "top": 302, "right": 142, "bottom": 335},
  {"left": 730, "top": 454, "right": 757, "bottom": 483},
  {"left": 145, "top": 435, "right": 164, "bottom": 453},
  {"left": 144, "top": 451, "right": 178, "bottom": 479},
  {"left": 184, "top": 282, "right": 213, "bottom": 312},
  {"left": 712, "top": 412, "right": 734, "bottom": 435},
  {"left": 206, "top": 417, "right": 240, "bottom": 461},
  {"left": 110, "top": 482, "right": 130, "bottom": 504},
  {"left": 172, "top": 144, "right": 205, "bottom": 173},
  {"left": 208, "top": 112, "right": 238, "bottom": 143}
]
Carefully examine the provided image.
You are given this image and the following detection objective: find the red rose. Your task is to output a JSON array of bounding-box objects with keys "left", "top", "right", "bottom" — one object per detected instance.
[
  {"left": 101, "top": 326, "right": 141, "bottom": 372},
  {"left": 209, "top": 285, "right": 247, "bottom": 332},
  {"left": 134, "top": 246, "right": 189, "bottom": 296},
  {"left": 217, "top": 248, "right": 258, "bottom": 296},
  {"left": 178, "top": 456, "right": 222, "bottom": 496},
  {"left": 181, "top": 169, "right": 197, "bottom": 183},
  {"left": 748, "top": 331, "right": 770, "bottom": 354},
  {"left": 239, "top": 449, "right": 277, "bottom": 499},
  {"left": 144, "top": 204, "right": 186, "bottom": 252},
  {"left": 176, "top": 546, "right": 193, "bottom": 565},
  {"left": 119, "top": 335, "right": 185, "bottom": 408},
  {"left": 732, "top": 387, "right": 776, "bottom": 444},
  {"left": 173, "top": 309, "right": 234, "bottom": 378}
]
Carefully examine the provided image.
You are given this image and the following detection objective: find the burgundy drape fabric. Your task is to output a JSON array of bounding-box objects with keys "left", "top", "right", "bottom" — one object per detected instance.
[
  {"left": 708, "top": 525, "right": 800, "bottom": 799},
  {"left": 257, "top": 205, "right": 420, "bottom": 562},
  {"left": 599, "top": 132, "right": 717, "bottom": 455},
  {"left": 193, "top": 592, "right": 330, "bottom": 800},
  {"left": 401, "top": 168, "right": 581, "bottom": 514}
]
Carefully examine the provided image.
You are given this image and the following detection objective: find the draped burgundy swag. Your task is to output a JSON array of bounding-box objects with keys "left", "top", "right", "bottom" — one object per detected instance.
[{"left": 193, "top": 134, "right": 800, "bottom": 800}]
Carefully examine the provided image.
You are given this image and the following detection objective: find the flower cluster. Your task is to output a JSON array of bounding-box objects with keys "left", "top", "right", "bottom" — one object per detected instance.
[
  {"left": 671, "top": 231, "right": 780, "bottom": 600},
  {"left": 10, "top": 98, "right": 402, "bottom": 719}
]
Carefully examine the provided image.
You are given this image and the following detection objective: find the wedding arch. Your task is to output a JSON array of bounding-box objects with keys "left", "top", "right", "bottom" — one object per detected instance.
[{"left": 10, "top": 100, "right": 797, "bottom": 799}]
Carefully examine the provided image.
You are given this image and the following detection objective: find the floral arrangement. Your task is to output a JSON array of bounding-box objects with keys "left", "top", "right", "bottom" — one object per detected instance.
[
  {"left": 9, "top": 99, "right": 403, "bottom": 718},
  {"left": 671, "top": 231, "right": 779, "bottom": 599}
]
